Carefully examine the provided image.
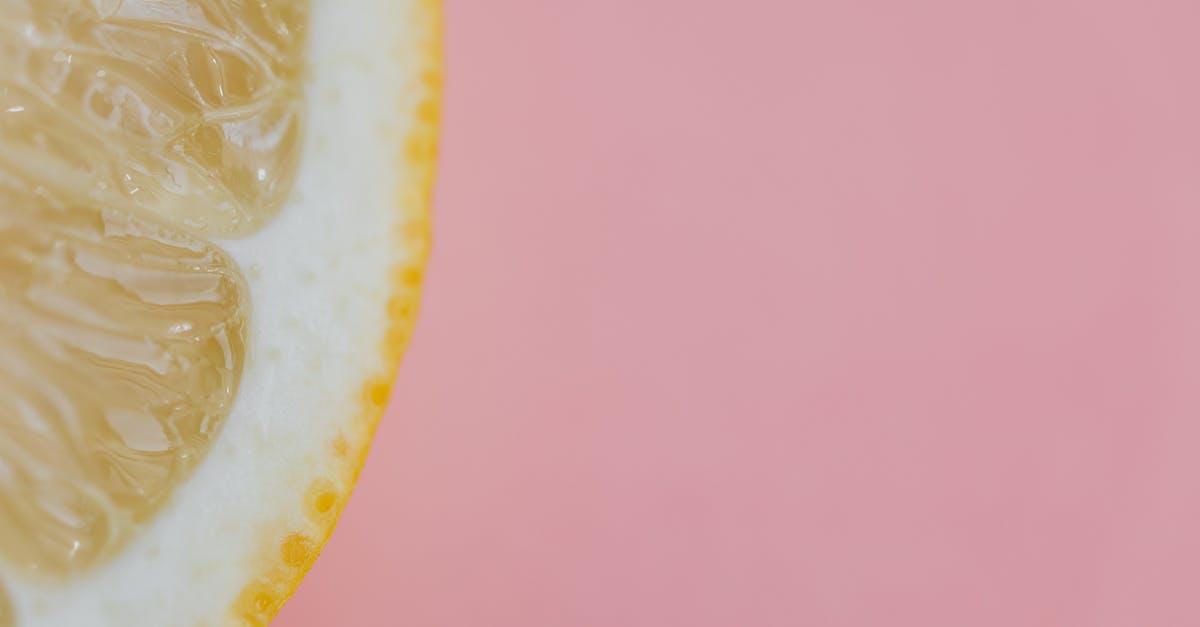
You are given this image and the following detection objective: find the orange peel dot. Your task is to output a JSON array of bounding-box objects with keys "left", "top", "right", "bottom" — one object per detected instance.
[
  {"left": 403, "top": 267, "right": 423, "bottom": 286},
  {"left": 304, "top": 479, "right": 339, "bottom": 521},
  {"left": 417, "top": 98, "right": 439, "bottom": 124},
  {"left": 367, "top": 381, "right": 391, "bottom": 406},
  {"left": 280, "top": 534, "right": 313, "bottom": 569}
]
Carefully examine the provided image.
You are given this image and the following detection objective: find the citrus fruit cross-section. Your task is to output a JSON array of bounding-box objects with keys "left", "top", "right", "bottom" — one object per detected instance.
[{"left": 0, "top": 0, "right": 439, "bottom": 625}]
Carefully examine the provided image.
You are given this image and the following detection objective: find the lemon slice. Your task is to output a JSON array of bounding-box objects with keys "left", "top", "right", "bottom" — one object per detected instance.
[{"left": 0, "top": 0, "right": 439, "bottom": 625}]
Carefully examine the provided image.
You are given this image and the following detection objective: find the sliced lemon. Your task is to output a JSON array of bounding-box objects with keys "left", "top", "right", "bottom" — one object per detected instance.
[{"left": 0, "top": 0, "right": 439, "bottom": 625}]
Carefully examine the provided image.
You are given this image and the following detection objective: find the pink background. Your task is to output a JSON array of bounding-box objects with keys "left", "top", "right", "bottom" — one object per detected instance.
[{"left": 280, "top": 1, "right": 1200, "bottom": 625}]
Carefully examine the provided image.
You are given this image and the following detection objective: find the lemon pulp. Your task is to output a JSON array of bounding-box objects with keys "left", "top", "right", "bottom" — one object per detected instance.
[{"left": 0, "top": 0, "right": 307, "bottom": 582}]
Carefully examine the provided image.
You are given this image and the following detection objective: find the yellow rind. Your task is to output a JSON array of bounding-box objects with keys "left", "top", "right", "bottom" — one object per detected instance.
[{"left": 229, "top": 0, "right": 442, "bottom": 624}]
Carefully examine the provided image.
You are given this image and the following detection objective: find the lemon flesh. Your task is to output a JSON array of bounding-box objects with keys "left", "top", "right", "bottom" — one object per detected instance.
[{"left": 0, "top": 0, "right": 307, "bottom": 581}]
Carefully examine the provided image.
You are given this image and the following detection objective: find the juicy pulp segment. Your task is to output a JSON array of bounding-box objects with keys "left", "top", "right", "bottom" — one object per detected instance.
[
  {"left": 0, "top": 0, "right": 307, "bottom": 237},
  {"left": 0, "top": 0, "right": 309, "bottom": 581},
  {"left": 0, "top": 188, "right": 246, "bottom": 577}
]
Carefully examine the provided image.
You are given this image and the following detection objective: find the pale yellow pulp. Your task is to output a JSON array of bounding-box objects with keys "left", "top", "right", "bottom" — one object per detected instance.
[{"left": 0, "top": 0, "right": 307, "bottom": 581}]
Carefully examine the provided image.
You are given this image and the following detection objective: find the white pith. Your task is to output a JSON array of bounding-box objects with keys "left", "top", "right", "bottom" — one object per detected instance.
[{"left": 1, "top": 0, "right": 425, "bottom": 624}]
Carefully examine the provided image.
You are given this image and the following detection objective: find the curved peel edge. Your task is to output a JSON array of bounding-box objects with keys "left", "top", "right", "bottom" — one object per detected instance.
[{"left": 229, "top": 1, "right": 441, "bottom": 624}]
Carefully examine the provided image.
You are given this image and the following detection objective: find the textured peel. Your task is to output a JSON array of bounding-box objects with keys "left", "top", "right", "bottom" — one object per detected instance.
[{"left": 231, "top": 2, "right": 441, "bottom": 620}]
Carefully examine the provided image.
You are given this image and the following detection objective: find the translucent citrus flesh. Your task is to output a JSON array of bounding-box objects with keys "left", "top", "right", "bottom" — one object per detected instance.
[
  {"left": 0, "top": 0, "right": 308, "bottom": 236},
  {"left": 0, "top": 0, "right": 307, "bottom": 583}
]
